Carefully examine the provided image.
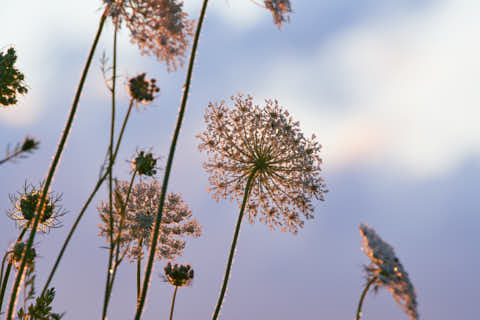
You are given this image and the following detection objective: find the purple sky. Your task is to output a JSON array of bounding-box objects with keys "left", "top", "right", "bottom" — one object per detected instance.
[{"left": 1, "top": 0, "right": 480, "bottom": 319}]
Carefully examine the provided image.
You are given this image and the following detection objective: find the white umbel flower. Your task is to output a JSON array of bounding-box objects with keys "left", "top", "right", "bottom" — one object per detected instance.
[
  {"left": 198, "top": 94, "right": 327, "bottom": 234},
  {"left": 359, "top": 223, "right": 419, "bottom": 320}
]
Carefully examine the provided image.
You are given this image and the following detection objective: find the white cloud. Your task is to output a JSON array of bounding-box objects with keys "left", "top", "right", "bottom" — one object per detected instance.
[{"left": 256, "top": 0, "right": 480, "bottom": 177}]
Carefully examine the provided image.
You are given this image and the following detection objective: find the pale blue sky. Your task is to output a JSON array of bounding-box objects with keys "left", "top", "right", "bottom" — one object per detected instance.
[{"left": 1, "top": 0, "right": 479, "bottom": 319}]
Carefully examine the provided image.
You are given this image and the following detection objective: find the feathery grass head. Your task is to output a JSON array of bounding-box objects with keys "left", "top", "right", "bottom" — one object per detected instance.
[
  {"left": 7, "top": 183, "right": 65, "bottom": 233},
  {"left": 98, "top": 179, "right": 202, "bottom": 261},
  {"left": 103, "top": 0, "right": 194, "bottom": 71},
  {"left": 197, "top": 93, "right": 327, "bottom": 234},
  {"left": 163, "top": 262, "right": 194, "bottom": 287},
  {"left": 0, "top": 47, "right": 28, "bottom": 107},
  {"left": 359, "top": 223, "right": 418, "bottom": 320}
]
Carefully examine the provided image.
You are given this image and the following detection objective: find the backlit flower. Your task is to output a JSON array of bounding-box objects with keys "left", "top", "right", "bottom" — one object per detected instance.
[
  {"left": 98, "top": 179, "right": 201, "bottom": 261},
  {"left": 0, "top": 47, "right": 28, "bottom": 107},
  {"left": 103, "top": 0, "right": 194, "bottom": 71},
  {"left": 197, "top": 94, "right": 327, "bottom": 234},
  {"left": 359, "top": 223, "right": 419, "bottom": 320}
]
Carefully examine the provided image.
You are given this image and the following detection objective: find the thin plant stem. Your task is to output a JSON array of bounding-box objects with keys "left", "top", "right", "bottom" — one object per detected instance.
[
  {"left": 355, "top": 276, "right": 377, "bottom": 320},
  {"left": 6, "top": 11, "right": 108, "bottom": 320},
  {"left": 134, "top": 0, "right": 210, "bottom": 318},
  {"left": 102, "top": 170, "right": 136, "bottom": 320},
  {"left": 169, "top": 286, "right": 179, "bottom": 320},
  {"left": 211, "top": 171, "right": 256, "bottom": 320},
  {"left": 41, "top": 98, "right": 135, "bottom": 296},
  {"left": 136, "top": 238, "right": 143, "bottom": 299},
  {"left": 0, "top": 226, "right": 28, "bottom": 314},
  {"left": 102, "top": 20, "right": 119, "bottom": 320},
  {"left": 0, "top": 252, "right": 9, "bottom": 291}
]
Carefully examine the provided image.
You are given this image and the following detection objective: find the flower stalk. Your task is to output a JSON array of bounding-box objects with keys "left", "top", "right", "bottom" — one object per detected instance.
[
  {"left": 355, "top": 276, "right": 377, "bottom": 320},
  {"left": 134, "top": 0, "right": 210, "bottom": 318}
]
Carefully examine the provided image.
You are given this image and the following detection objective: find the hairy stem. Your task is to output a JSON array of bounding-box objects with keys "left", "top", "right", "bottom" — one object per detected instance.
[
  {"left": 355, "top": 276, "right": 377, "bottom": 320},
  {"left": 169, "top": 286, "right": 179, "bottom": 320},
  {"left": 134, "top": 0, "right": 210, "bottom": 318},
  {"left": 41, "top": 98, "right": 135, "bottom": 296},
  {"left": 211, "top": 171, "right": 256, "bottom": 320}
]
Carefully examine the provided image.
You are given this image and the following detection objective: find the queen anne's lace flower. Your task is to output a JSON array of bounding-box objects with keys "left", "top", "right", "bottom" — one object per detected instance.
[
  {"left": 198, "top": 94, "right": 327, "bottom": 234},
  {"left": 163, "top": 262, "right": 194, "bottom": 287},
  {"left": 7, "top": 183, "right": 65, "bottom": 233},
  {"left": 359, "top": 223, "right": 419, "bottom": 320},
  {"left": 98, "top": 180, "right": 201, "bottom": 261},
  {"left": 264, "top": 0, "right": 292, "bottom": 28},
  {"left": 103, "top": 0, "right": 194, "bottom": 71}
]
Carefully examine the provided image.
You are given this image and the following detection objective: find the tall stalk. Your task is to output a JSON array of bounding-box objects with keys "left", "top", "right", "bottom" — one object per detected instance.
[
  {"left": 5, "top": 11, "right": 107, "bottom": 320},
  {"left": 134, "top": 0, "right": 210, "bottom": 318},
  {"left": 211, "top": 171, "right": 256, "bottom": 320},
  {"left": 102, "top": 20, "right": 119, "bottom": 320},
  {"left": 355, "top": 276, "right": 377, "bottom": 320},
  {"left": 41, "top": 98, "right": 135, "bottom": 297}
]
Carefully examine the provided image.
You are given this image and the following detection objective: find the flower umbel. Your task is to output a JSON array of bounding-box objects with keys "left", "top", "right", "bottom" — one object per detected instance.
[
  {"left": 10, "top": 242, "right": 36, "bottom": 270},
  {"left": 131, "top": 150, "right": 159, "bottom": 176},
  {"left": 7, "top": 183, "right": 65, "bottom": 233},
  {"left": 359, "top": 223, "right": 418, "bottom": 320},
  {"left": 103, "top": 0, "right": 194, "bottom": 71},
  {"left": 198, "top": 94, "right": 327, "bottom": 234},
  {"left": 128, "top": 73, "right": 160, "bottom": 104},
  {"left": 163, "top": 262, "right": 194, "bottom": 287},
  {"left": 98, "top": 180, "right": 201, "bottom": 261},
  {"left": 0, "top": 47, "right": 28, "bottom": 107},
  {"left": 264, "top": 0, "right": 292, "bottom": 28}
]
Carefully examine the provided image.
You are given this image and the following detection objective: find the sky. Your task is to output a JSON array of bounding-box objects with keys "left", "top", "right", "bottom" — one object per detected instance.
[{"left": 1, "top": 0, "right": 480, "bottom": 319}]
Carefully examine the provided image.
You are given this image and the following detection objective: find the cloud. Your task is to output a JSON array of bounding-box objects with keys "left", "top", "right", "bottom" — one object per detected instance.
[{"left": 255, "top": 0, "right": 480, "bottom": 177}]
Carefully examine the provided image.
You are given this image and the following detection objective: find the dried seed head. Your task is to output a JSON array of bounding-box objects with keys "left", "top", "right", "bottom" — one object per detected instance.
[
  {"left": 10, "top": 242, "right": 36, "bottom": 269},
  {"left": 128, "top": 73, "right": 160, "bottom": 104}
]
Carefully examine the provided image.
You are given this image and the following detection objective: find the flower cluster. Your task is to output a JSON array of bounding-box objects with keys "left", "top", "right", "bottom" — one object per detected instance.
[
  {"left": 7, "top": 183, "right": 65, "bottom": 233},
  {"left": 198, "top": 94, "right": 327, "bottom": 234},
  {"left": 103, "top": 0, "right": 194, "bottom": 71},
  {"left": 128, "top": 73, "right": 160, "bottom": 104},
  {"left": 131, "top": 150, "right": 159, "bottom": 176},
  {"left": 264, "top": 0, "right": 292, "bottom": 28},
  {"left": 163, "top": 262, "right": 194, "bottom": 287},
  {"left": 98, "top": 180, "right": 201, "bottom": 261},
  {"left": 0, "top": 47, "right": 28, "bottom": 107},
  {"left": 359, "top": 223, "right": 418, "bottom": 320}
]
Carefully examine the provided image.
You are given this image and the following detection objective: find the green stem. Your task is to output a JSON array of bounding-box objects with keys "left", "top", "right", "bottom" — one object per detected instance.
[
  {"left": 102, "top": 170, "right": 136, "bottom": 320},
  {"left": 134, "top": 0, "right": 210, "bottom": 318},
  {"left": 0, "top": 226, "right": 28, "bottom": 314},
  {"left": 169, "top": 286, "right": 179, "bottom": 320},
  {"left": 355, "top": 276, "right": 377, "bottom": 320},
  {"left": 136, "top": 239, "right": 143, "bottom": 299},
  {"left": 102, "top": 21, "right": 119, "bottom": 320},
  {"left": 211, "top": 171, "right": 256, "bottom": 320},
  {"left": 41, "top": 98, "right": 135, "bottom": 297},
  {"left": 6, "top": 11, "right": 107, "bottom": 320}
]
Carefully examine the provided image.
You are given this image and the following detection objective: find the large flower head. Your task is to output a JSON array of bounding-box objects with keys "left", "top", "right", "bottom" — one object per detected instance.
[
  {"left": 7, "top": 182, "right": 65, "bottom": 233},
  {"left": 198, "top": 94, "right": 327, "bottom": 234},
  {"left": 359, "top": 223, "right": 418, "bottom": 320},
  {"left": 0, "top": 47, "right": 28, "bottom": 107},
  {"left": 103, "top": 0, "right": 194, "bottom": 71},
  {"left": 98, "top": 179, "right": 201, "bottom": 261}
]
